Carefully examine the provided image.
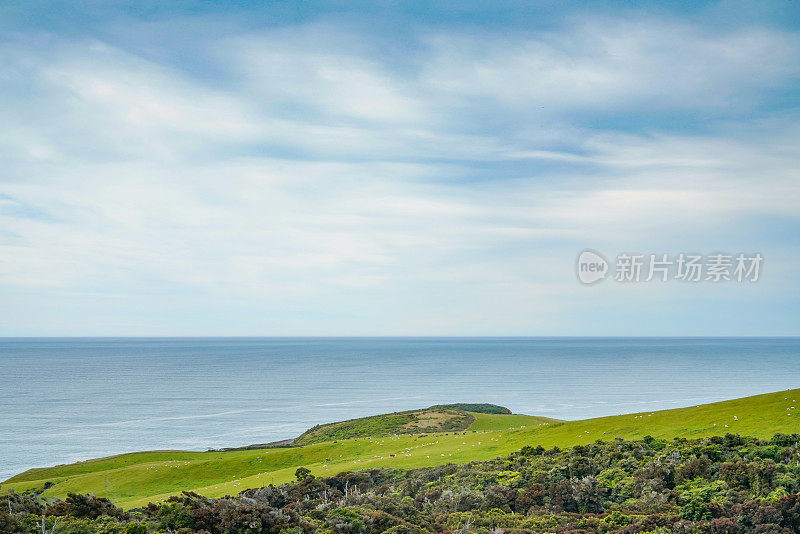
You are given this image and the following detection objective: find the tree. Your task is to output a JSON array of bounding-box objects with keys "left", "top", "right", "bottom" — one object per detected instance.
[{"left": 295, "top": 466, "right": 313, "bottom": 481}]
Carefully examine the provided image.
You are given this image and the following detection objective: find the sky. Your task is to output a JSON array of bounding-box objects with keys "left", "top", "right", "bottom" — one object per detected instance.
[{"left": 0, "top": 1, "right": 798, "bottom": 336}]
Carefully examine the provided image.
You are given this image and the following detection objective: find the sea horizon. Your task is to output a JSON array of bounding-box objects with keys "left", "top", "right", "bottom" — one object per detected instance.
[{"left": 3, "top": 335, "right": 799, "bottom": 340}]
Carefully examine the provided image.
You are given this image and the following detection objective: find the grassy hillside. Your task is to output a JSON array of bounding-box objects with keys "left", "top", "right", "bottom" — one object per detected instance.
[
  {"left": 294, "top": 407, "right": 473, "bottom": 445},
  {"left": 430, "top": 403, "right": 512, "bottom": 414},
  {"left": 469, "top": 412, "right": 560, "bottom": 431},
  {"left": 4, "top": 388, "right": 798, "bottom": 509},
  {"left": 294, "top": 404, "right": 520, "bottom": 445}
]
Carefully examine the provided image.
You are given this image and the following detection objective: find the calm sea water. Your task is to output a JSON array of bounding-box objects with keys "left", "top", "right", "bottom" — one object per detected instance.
[{"left": 1, "top": 337, "right": 799, "bottom": 480}]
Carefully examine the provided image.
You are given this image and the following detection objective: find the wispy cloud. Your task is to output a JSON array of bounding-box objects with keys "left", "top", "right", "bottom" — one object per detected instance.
[{"left": 1, "top": 9, "right": 798, "bottom": 335}]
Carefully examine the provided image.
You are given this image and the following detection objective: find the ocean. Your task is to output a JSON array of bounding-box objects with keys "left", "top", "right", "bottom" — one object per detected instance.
[{"left": 1, "top": 337, "right": 799, "bottom": 481}]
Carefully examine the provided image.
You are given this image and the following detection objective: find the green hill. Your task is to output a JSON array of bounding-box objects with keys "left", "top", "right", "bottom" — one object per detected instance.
[
  {"left": 430, "top": 403, "right": 512, "bottom": 414},
  {"left": 293, "top": 407, "right": 470, "bottom": 445},
  {"left": 294, "top": 404, "right": 521, "bottom": 445},
  {"left": 4, "top": 388, "right": 798, "bottom": 509}
]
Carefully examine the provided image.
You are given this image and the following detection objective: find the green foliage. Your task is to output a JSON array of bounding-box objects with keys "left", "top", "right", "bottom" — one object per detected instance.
[
  {"left": 767, "top": 486, "right": 790, "bottom": 502},
  {"left": 601, "top": 510, "right": 632, "bottom": 528},
  {"left": 327, "top": 507, "right": 364, "bottom": 532},
  {"left": 327, "top": 508, "right": 361, "bottom": 521},
  {"left": 680, "top": 498, "right": 711, "bottom": 521},
  {"left": 381, "top": 525, "right": 428, "bottom": 534},
  {"left": 596, "top": 467, "right": 627, "bottom": 489},
  {"left": 125, "top": 524, "right": 147, "bottom": 534},
  {"left": 676, "top": 477, "right": 728, "bottom": 503},
  {"left": 155, "top": 502, "right": 193, "bottom": 531},
  {"left": 5, "top": 434, "right": 800, "bottom": 533},
  {"left": 430, "top": 404, "right": 511, "bottom": 414},
  {"left": 495, "top": 470, "right": 521, "bottom": 487}
]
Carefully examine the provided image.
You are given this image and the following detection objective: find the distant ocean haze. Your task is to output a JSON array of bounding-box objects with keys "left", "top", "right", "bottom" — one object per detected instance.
[{"left": 1, "top": 337, "right": 799, "bottom": 480}]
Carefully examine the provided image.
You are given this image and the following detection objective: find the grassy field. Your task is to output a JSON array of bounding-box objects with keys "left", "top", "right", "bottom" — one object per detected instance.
[
  {"left": 295, "top": 408, "right": 470, "bottom": 445},
  {"left": 3, "top": 388, "right": 798, "bottom": 509},
  {"left": 294, "top": 404, "right": 516, "bottom": 444},
  {"left": 468, "top": 412, "right": 558, "bottom": 431}
]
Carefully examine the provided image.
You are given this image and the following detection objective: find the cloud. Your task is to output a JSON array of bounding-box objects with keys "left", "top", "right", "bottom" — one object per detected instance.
[
  {"left": 0, "top": 14, "right": 798, "bottom": 334},
  {"left": 419, "top": 20, "right": 800, "bottom": 114},
  {"left": 226, "top": 29, "right": 428, "bottom": 124}
]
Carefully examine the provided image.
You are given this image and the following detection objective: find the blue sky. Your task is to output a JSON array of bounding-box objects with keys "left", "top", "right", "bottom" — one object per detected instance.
[{"left": 1, "top": 1, "right": 798, "bottom": 336}]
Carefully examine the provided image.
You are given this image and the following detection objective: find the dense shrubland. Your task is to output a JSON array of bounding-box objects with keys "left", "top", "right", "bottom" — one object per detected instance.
[
  {"left": 429, "top": 405, "right": 512, "bottom": 415},
  {"left": 3, "top": 433, "right": 800, "bottom": 534}
]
